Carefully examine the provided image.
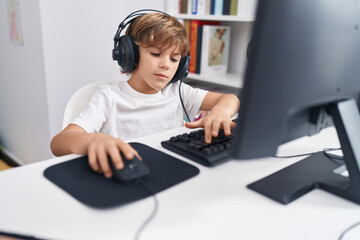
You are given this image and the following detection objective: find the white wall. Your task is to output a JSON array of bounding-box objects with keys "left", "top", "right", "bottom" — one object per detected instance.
[
  {"left": 0, "top": 0, "right": 51, "bottom": 164},
  {"left": 0, "top": 0, "right": 165, "bottom": 164},
  {"left": 39, "top": 0, "right": 165, "bottom": 139}
]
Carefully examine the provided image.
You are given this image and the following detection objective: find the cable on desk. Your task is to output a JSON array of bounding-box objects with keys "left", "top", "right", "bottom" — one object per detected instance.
[
  {"left": 273, "top": 147, "right": 344, "bottom": 163},
  {"left": 338, "top": 220, "right": 360, "bottom": 240},
  {"left": 0, "top": 231, "right": 44, "bottom": 240},
  {"left": 323, "top": 147, "right": 344, "bottom": 164},
  {"left": 273, "top": 151, "right": 320, "bottom": 159},
  {"left": 134, "top": 179, "right": 159, "bottom": 240}
]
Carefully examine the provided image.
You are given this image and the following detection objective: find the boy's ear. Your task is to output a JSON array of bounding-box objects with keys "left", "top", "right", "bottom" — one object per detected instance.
[
  {"left": 170, "top": 54, "right": 190, "bottom": 84},
  {"left": 114, "top": 35, "right": 139, "bottom": 73}
]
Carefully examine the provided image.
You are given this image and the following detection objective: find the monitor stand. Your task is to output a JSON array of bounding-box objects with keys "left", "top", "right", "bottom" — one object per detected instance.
[{"left": 247, "top": 98, "right": 360, "bottom": 204}]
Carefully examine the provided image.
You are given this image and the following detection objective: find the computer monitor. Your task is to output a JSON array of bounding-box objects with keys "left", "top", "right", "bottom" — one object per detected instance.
[{"left": 231, "top": 0, "right": 360, "bottom": 204}]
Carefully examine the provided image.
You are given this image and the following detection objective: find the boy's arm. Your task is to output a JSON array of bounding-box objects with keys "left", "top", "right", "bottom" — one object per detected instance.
[
  {"left": 185, "top": 91, "right": 240, "bottom": 143},
  {"left": 50, "top": 124, "right": 140, "bottom": 178},
  {"left": 51, "top": 124, "right": 93, "bottom": 156}
]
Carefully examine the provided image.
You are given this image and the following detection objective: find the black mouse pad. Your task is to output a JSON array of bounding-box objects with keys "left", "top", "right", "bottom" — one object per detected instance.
[{"left": 44, "top": 142, "right": 199, "bottom": 208}]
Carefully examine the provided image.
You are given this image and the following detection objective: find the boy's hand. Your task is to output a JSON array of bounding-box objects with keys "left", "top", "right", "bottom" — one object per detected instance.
[
  {"left": 185, "top": 107, "right": 236, "bottom": 144},
  {"left": 86, "top": 133, "right": 141, "bottom": 178}
]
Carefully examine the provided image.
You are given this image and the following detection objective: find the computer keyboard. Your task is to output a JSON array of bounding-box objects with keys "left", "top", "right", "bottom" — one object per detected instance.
[{"left": 161, "top": 129, "right": 234, "bottom": 166}]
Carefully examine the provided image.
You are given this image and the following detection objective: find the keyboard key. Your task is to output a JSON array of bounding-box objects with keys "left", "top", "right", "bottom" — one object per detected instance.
[{"left": 161, "top": 129, "right": 233, "bottom": 166}]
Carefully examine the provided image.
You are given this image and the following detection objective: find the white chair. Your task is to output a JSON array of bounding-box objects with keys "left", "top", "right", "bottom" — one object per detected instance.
[{"left": 62, "top": 80, "right": 117, "bottom": 130}]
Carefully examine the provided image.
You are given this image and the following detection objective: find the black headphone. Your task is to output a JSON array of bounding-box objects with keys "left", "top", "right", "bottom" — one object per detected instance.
[{"left": 112, "top": 9, "right": 190, "bottom": 84}]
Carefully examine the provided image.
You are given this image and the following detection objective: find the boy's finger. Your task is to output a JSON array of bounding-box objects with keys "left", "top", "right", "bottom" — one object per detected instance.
[
  {"left": 184, "top": 122, "right": 196, "bottom": 128},
  {"left": 97, "top": 148, "right": 112, "bottom": 178},
  {"left": 185, "top": 119, "right": 203, "bottom": 128},
  {"left": 108, "top": 145, "right": 123, "bottom": 170},
  {"left": 117, "top": 141, "right": 141, "bottom": 161},
  {"left": 134, "top": 150, "right": 143, "bottom": 161},
  {"left": 222, "top": 121, "right": 231, "bottom": 135},
  {"left": 203, "top": 121, "right": 213, "bottom": 144},
  {"left": 212, "top": 121, "right": 221, "bottom": 137},
  {"left": 88, "top": 147, "right": 101, "bottom": 173}
]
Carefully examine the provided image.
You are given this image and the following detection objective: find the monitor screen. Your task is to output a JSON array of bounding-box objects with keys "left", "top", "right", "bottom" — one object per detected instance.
[{"left": 232, "top": 0, "right": 360, "bottom": 204}]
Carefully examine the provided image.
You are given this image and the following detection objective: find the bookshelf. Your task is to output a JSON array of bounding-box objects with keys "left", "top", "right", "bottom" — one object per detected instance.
[
  {"left": 167, "top": 0, "right": 257, "bottom": 90},
  {"left": 188, "top": 72, "right": 243, "bottom": 88},
  {"left": 172, "top": 14, "right": 254, "bottom": 22}
]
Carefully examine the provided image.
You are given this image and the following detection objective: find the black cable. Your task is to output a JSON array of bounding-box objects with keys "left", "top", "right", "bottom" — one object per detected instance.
[
  {"left": 273, "top": 147, "right": 344, "bottom": 163},
  {"left": 323, "top": 147, "right": 342, "bottom": 157},
  {"left": 0, "top": 232, "right": 44, "bottom": 240},
  {"left": 179, "top": 79, "right": 191, "bottom": 122},
  {"left": 323, "top": 147, "right": 344, "bottom": 164},
  {"left": 273, "top": 151, "right": 320, "bottom": 159},
  {"left": 338, "top": 220, "right": 360, "bottom": 240},
  {"left": 134, "top": 179, "right": 159, "bottom": 240}
]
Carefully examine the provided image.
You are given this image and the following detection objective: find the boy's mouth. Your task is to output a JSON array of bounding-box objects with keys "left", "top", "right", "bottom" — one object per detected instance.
[{"left": 154, "top": 73, "right": 168, "bottom": 79}]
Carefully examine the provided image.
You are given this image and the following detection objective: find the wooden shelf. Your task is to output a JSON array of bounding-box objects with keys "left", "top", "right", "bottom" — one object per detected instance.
[
  {"left": 173, "top": 14, "right": 254, "bottom": 22},
  {"left": 186, "top": 72, "right": 243, "bottom": 89}
]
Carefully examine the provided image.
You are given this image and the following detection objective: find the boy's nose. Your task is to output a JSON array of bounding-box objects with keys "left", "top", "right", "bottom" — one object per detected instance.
[{"left": 159, "top": 57, "right": 170, "bottom": 69}]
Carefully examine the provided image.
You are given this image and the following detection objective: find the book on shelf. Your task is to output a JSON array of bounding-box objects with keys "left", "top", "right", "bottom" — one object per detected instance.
[
  {"left": 222, "top": 0, "right": 231, "bottom": 15},
  {"left": 189, "top": 20, "right": 220, "bottom": 73},
  {"left": 169, "top": 0, "right": 257, "bottom": 17},
  {"left": 200, "top": 25, "right": 231, "bottom": 76},
  {"left": 190, "top": 0, "right": 208, "bottom": 15},
  {"left": 179, "top": 0, "right": 192, "bottom": 14},
  {"left": 210, "top": 0, "right": 216, "bottom": 14},
  {"left": 205, "top": 0, "right": 211, "bottom": 15},
  {"left": 191, "top": 0, "right": 197, "bottom": 14},
  {"left": 214, "top": 0, "right": 224, "bottom": 15},
  {"left": 197, "top": 0, "right": 207, "bottom": 15},
  {"left": 222, "top": 0, "right": 239, "bottom": 16},
  {"left": 195, "top": 24, "right": 203, "bottom": 74},
  {"left": 230, "top": 0, "right": 238, "bottom": 15},
  {"left": 183, "top": 19, "right": 191, "bottom": 39}
]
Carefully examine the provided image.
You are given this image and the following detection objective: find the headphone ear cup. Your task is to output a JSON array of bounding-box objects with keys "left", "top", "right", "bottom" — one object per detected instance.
[
  {"left": 117, "top": 35, "right": 139, "bottom": 72},
  {"left": 170, "top": 54, "right": 190, "bottom": 83}
]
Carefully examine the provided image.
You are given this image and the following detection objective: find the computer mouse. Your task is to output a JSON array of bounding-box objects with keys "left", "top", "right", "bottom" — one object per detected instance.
[{"left": 109, "top": 153, "right": 150, "bottom": 182}]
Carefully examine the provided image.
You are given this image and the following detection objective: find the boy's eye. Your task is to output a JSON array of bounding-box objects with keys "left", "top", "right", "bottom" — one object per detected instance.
[
  {"left": 151, "top": 52, "right": 160, "bottom": 57},
  {"left": 171, "top": 58, "right": 179, "bottom": 62}
]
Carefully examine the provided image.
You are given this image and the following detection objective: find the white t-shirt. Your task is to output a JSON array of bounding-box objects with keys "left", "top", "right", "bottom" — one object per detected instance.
[{"left": 71, "top": 80, "right": 208, "bottom": 141}]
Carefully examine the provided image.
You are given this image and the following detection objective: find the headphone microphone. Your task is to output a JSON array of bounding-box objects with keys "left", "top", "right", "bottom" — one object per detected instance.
[{"left": 112, "top": 9, "right": 190, "bottom": 83}]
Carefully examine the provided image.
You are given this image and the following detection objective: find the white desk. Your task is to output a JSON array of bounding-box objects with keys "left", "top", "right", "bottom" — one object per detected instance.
[{"left": 0, "top": 127, "right": 360, "bottom": 240}]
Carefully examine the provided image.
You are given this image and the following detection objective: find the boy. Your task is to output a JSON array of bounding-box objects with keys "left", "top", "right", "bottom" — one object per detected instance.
[{"left": 50, "top": 12, "right": 240, "bottom": 178}]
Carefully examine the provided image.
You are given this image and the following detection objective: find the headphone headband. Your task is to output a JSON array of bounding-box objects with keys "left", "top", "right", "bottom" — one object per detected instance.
[{"left": 113, "top": 9, "right": 168, "bottom": 47}]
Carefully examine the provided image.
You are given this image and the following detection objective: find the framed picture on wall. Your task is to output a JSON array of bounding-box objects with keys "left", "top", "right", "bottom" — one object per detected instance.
[{"left": 7, "top": 0, "right": 24, "bottom": 45}]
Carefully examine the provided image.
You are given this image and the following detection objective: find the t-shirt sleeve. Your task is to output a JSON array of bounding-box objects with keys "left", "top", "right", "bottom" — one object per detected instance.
[
  {"left": 180, "top": 83, "right": 208, "bottom": 117},
  {"left": 70, "top": 86, "right": 109, "bottom": 133}
]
